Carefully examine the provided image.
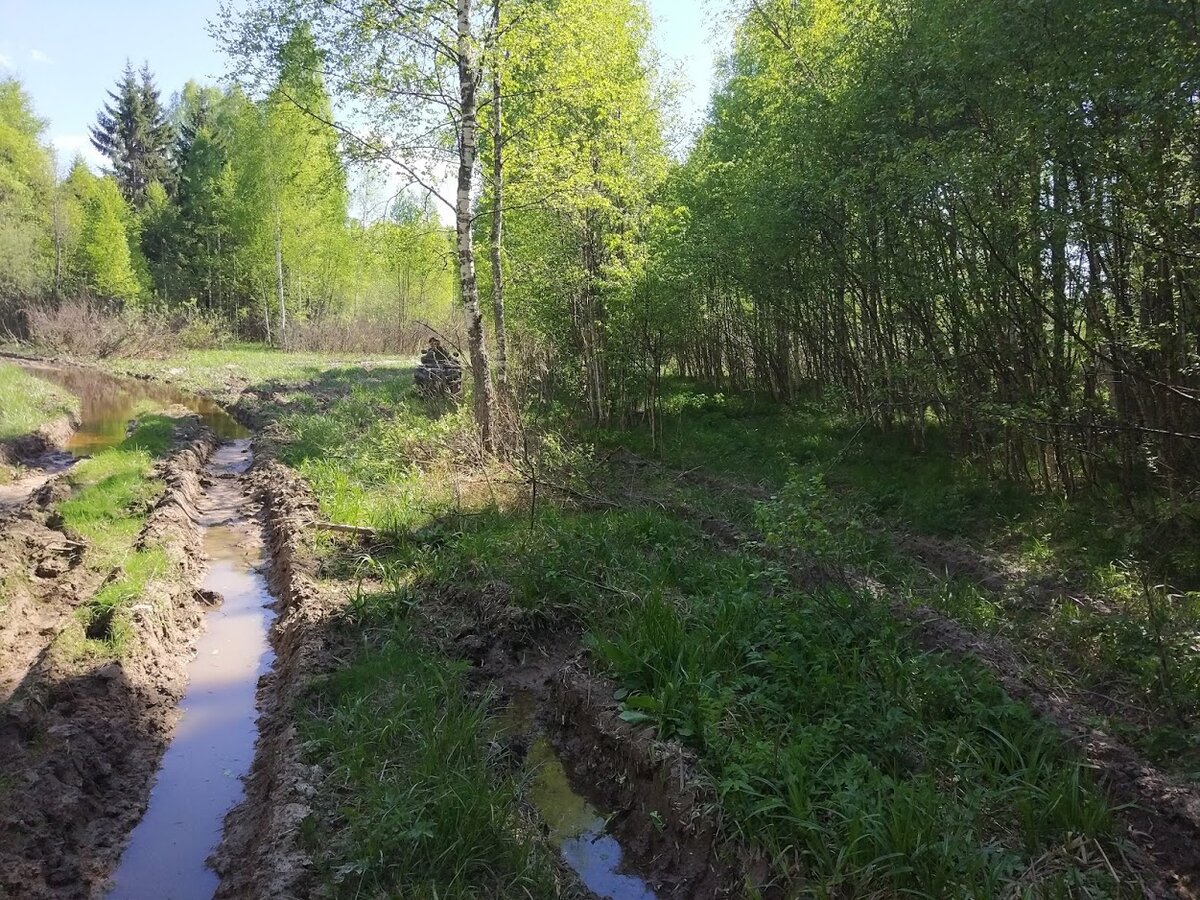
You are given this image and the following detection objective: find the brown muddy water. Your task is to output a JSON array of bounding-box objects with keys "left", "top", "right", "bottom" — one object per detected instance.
[
  {"left": 501, "top": 693, "right": 658, "bottom": 899},
  {"left": 12, "top": 364, "right": 273, "bottom": 898},
  {"left": 17, "top": 362, "right": 248, "bottom": 454},
  {"left": 107, "top": 439, "right": 275, "bottom": 899}
]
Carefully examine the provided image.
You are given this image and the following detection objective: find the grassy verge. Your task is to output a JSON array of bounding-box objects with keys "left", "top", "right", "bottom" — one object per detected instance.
[
  {"left": 601, "top": 384, "right": 1200, "bottom": 773},
  {"left": 107, "top": 344, "right": 403, "bottom": 404},
  {"left": 0, "top": 361, "right": 77, "bottom": 442},
  {"left": 56, "top": 414, "right": 180, "bottom": 656}
]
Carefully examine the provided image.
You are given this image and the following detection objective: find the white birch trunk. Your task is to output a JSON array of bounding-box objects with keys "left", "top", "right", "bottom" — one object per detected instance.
[
  {"left": 273, "top": 209, "right": 286, "bottom": 349},
  {"left": 457, "top": 0, "right": 496, "bottom": 453},
  {"left": 489, "top": 0, "right": 509, "bottom": 393}
]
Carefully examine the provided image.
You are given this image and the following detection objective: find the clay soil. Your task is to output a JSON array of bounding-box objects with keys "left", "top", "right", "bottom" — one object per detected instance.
[{"left": 0, "top": 423, "right": 218, "bottom": 899}]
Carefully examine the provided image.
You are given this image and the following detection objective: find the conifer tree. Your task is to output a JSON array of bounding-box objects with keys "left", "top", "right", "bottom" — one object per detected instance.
[{"left": 90, "top": 61, "right": 174, "bottom": 208}]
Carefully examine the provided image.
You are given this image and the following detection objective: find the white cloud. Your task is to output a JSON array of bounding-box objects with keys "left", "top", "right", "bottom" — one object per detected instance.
[
  {"left": 30, "top": 49, "right": 52, "bottom": 64},
  {"left": 52, "top": 135, "right": 104, "bottom": 171},
  {"left": 0, "top": 53, "right": 12, "bottom": 69}
]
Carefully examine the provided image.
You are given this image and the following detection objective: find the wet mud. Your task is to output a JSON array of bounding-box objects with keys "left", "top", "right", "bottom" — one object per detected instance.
[
  {"left": 0, "top": 426, "right": 218, "bottom": 899},
  {"left": 106, "top": 441, "right": 275, "bottom": 900}
]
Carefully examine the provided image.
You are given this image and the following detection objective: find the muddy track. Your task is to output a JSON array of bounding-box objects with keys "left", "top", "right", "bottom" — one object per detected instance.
[
  {"left": 211, "top": 457, "right": 332, "bottom": 899},
  {"left": 615, "top": 453, "right": 1199, "bottom": 897},
  {"left": 440, "top": 579, "right": 763, "bottom": 898},
  {"left": 0, "top": 424, "right": 219, "bottom": 899},
  {"left": 0, "top": 414, "right": 77, "bottom": 513}
]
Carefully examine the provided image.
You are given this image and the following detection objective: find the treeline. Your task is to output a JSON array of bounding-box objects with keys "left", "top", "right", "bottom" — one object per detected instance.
[
  {"left": 642, "top": 0, "right": 1200, "bottom": 492},
  {"left": 6, "top": 0, "right": 1196, "bottom": 489},
  {"left": 0, "top": 32, "right": 454, "bottom": 346}
]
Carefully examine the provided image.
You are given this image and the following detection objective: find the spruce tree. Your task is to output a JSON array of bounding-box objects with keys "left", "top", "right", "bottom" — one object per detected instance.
[{"left": 89, "top": 61, "right": 174, "bottom": 208}]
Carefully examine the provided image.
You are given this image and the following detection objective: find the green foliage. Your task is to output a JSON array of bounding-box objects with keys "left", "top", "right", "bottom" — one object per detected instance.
[
  {"left": 0, "top": 78, "right": 55, "bottom": 300},
  {"left": 637, "top": 0, "right": 1200, "bottom": 500},
  {"left": 89, "top": 61, "right": 174, "bottom": 208},
  {"left": 495, "top": 0, "right": 669, "bottom": 421},
  {"left": 0, "top": 362, "right": 77, "bottom": 441},
  {"left": 301, "top": 602, "right": 560, "bottom": 898},
  {"left": 75, "top": 176, "right": 145, "bottom": 302}
]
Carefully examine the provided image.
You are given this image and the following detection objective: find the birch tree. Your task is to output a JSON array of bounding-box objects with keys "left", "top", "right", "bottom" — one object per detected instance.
[{"left": 217, "top": 0, "right": 501, "bottom": 451}]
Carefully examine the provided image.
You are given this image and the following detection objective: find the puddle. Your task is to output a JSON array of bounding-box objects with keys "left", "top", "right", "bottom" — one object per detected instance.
[
  {"left": 17, "top": 362, "right": 247, "bottom": 455},
  {"left": 106, "top": 440, "right": 276, "bottom": 900},
  {"left": 502, "top": 695, "right": 658, "bottom": 900}
]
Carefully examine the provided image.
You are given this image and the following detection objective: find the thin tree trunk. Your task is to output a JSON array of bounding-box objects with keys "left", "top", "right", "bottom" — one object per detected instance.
[
  {"left": 273, "top": 209, "right": 286, "bottom": 349},
  {"left": 489, "top": 0, "right": 510, "bottom": 396},
  {"left": 457, "top": 0, "right": 496, "bottom": 454}
]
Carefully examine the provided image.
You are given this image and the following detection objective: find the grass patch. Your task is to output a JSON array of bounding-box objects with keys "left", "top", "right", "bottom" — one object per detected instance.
[
  {"left": 366, "top": 501, "right": 1133, "bottom": 895},
  {"left": 602, "top": 381, "right": 1200, "bottom": 774},
  {"left": 0, "top": 361, "right": 77, "bottom": 442},
  {"left": 57, "top": 414, "right": 180, "bottom": 656},
  {"left": 108, "top": 344, "right": 400, "bottom": 400},
  {"left": 300, "top": 593, "right": 562, "bottom": 898}
]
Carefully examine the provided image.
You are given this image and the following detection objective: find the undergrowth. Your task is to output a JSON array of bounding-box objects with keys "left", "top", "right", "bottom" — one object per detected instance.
[
  {"left": 299, "top": 589, "right": 563, "bottom": 899},
  {"left": 381, "top": 505, "right": 1134, "bottom": 896},
  {"left": 57, "top": 414, "right": 178, "bottom": 656},
  {"left": 607, "top": 384, "right": 1200, "bottom": 776}
]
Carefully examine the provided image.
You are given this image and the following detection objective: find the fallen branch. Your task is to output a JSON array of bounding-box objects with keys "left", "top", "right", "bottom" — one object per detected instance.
[
  {"left": 314, "top": 521, "right": 378, "bottom": 538},
  {"left": 45, "top": 540, "right": 86, "bottom": 552}
]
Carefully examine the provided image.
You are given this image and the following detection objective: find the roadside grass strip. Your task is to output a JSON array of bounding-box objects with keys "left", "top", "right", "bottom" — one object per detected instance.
[
  {"left": 57, "top": 414, "right": 178, "bottom": 656},
  {"left": 0, "top": 361, "right": 77, "bottom": 442}
]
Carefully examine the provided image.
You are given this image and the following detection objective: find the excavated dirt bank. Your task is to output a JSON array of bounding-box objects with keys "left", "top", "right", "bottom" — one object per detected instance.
[
  {"left": 0, "top": 491, "right": 89, "bottom": 704},
  {"left": 0, "top": 424, "right": 218, "bottom": 899},
  {"left": 0, "top": 415, "right": 77, "bottom": 513}
]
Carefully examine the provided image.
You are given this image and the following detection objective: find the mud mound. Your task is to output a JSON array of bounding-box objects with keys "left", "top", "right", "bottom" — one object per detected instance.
[
  {"left": 0, "top": 516, "right": 87, "bottom": 703},
  {"left": 0, "top": 426, "right": 218, "bottom": 899}
]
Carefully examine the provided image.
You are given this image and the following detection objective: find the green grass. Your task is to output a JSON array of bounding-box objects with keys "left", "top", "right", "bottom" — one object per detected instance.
[
  {"left": 366, "top": 502, "right": 1130, "bottom": 896},
  {"left": 0, "top": 361, "right": 77, "bottom": 442},
  {"left": 108, "top": 344, "right": 407, "bottom": 402},
  {"left": 300, "top": 592, "right": 562, "bottom": 899},
  {"left": 601, "top": 382, "right": 1200, "bottom": 774},
  {"left": 97, "top": 349, "right": 1149, "bottom": 894},
  {"left": 57, "top": 414, "right": 179, "bottom": 656}
]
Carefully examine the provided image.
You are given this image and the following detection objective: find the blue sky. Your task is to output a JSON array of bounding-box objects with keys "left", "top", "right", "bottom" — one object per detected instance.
[{"left": 0, "top": 0, "right": 726, "bottom": 171}]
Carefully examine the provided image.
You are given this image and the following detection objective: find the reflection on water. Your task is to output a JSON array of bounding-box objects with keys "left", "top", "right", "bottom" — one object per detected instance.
[
  {"left": 106, "top": 441, "right": 274, "bottom": 900},
  {"left": 505, "top": 695, "right": 657, "bottom": 900},
  {"left": 18, "top": 363, "right": 247, "bottom": 455}
]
